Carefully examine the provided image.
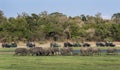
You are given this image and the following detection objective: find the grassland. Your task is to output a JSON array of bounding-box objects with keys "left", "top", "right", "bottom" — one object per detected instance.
[
  {"left": 0, "top": 54, "right": 120, "bottom": 70},
  {"left": 0, "top": 48, "right": 120, "bottom": 70}
]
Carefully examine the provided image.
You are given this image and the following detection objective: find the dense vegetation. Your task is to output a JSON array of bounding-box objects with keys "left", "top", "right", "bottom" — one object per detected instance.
[{"left": 0, "top": 10, "right": 120, "bottom": 42}]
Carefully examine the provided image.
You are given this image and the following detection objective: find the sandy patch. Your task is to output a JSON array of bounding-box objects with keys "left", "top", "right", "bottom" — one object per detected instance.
[{"left": 0, "top": 41, "right": 120, "bottom": 48}]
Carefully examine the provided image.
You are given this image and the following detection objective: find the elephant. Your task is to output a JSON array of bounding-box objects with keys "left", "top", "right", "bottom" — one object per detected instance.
[
  {"left": 80, "top": 47, "right": 91, "bottom": 56},
  {"left": 50, "top": 47, "right": 60, "bottom": 55},
  {"left": 27, "top": 47, "right": 53, "bottom": 56},
  {"left": 60, "top": 47, "right": 73, "bottom": 56},
  {"left": 90, "top": 47, "right": 101, "bottom": 55},
  {"left": 29, "top": 47, "right": 59, "bottom": 56},
  {"left": 29, "top": 47, "right": 44, "bottom": 56},
  {"left": 106, "top": 48, "right": 117, "bottom": 55},
  {"left": 42, "top": 48, "right": 52, "bottom": 56},
  {"left": 14, "top": 48, "right": 28, "bottom": 56},
  {"left": 43, "top": 47, "right": 60, "bottom": 56}
]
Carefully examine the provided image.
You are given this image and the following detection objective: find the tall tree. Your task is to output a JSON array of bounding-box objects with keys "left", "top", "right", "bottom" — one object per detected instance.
[{"left": 111, "top": 13, "right": 120, "bottom": 24}]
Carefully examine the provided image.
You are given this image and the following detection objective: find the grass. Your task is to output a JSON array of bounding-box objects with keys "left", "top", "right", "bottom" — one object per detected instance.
[
  {"left": 0, "top": 48, "right": 120, "bottom": 70},
  {"left": 0, "top": 54, "right": 120, "bottom": 70},
  {"left": 0, "top": 48, "right": 16, "bottom": 52}
]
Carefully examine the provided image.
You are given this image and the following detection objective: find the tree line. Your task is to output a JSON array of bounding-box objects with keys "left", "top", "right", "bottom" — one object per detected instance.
[{"left": 0, "top": 10, "right": 120, "bottom": 42}]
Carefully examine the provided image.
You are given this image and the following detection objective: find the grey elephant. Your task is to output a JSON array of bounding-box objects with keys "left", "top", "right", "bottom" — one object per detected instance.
[
  {"left": 90, "top": 47, "right": 101, "bottom": 55},
  {"left": 80, "top": 47, "right": 91, "bottom": 56},
  {"left": 43, "top": 47, "right": 60, "bottom": 56},
  {"left": 14, "top": 48, "right": 28, "bottom": 56},
  {"left": 60, "top": 47, "right": 73, "bottom": 56},
  {"left": 50, "top": 47, "right": 60, "bottom": 55},
  {"left": 106, "top": 48, "right": 117, "bottom": 55},
  {"left": 29, "top": 47, "right": 44, "bottom": 56},
  {"left": 43, "top": 48, "right": 52, "bottom": 56}
]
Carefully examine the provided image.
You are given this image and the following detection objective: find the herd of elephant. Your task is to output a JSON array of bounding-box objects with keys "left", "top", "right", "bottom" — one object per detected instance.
[
  {"left": 14, "top": 47, "right": 73, "bottom": 56},
  {"left": 14, "top": 47, "right": 118, "bottom": 56},
  {"left": 80, "top": 47, "right": 117, "bottom": 56}
]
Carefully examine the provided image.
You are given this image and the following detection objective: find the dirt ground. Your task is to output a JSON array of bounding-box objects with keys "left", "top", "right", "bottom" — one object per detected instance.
[{"left": 0, "top": 41, "right": 120, "bottom": 48}]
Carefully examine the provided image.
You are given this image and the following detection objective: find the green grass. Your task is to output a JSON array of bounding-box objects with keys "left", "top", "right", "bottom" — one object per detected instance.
[
  {"left": 0, "top": 48, "right": 15, "bottom": 52},
  {"left": 0, "top": 54, "right": 120, "bottom": 70}
]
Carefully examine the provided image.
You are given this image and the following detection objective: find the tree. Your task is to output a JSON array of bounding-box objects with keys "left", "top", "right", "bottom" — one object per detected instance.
[
  {"left": 0, "top": 10, "right": 4, "bottom": 23},
  {"left": 111, "top": 13, "right": 120, "bottom": 24},
  {"left": 95, "top": 12, "right": 104, "bottom": 24},
  {"left": 80, "top": 14, "right": 88, "bottom": 24},
  {"left": 0, "top": 10, "right": 120, "bottom": 42}
]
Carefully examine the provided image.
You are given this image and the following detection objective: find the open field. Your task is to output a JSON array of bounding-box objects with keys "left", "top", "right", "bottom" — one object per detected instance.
[
  {"left": 0, "top": 48, "right": 120, "bottom": 70},
  {"left": 0, "top": 54, "right": 120, "bottom": 70}
]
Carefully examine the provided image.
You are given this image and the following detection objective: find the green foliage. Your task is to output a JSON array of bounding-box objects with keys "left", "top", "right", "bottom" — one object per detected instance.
[{"left": 0, "top": 10, "right": 120, "bottom": 41}]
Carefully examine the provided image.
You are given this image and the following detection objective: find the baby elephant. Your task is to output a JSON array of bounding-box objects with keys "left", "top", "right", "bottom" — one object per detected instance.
[
  {"left": 106, "top": 48, "right": 117, "bottom": 55},
  {"left": 29, "top": 47, "right": 44, "bottom": 56},
  {"left": 14, "top": 48, "right": 28, "bottom": 56},
  {"left": 80, "top": 47, "right": 91, "bottom": 56},
  {"left": 60, "top": 47, "right": 73, "bottom": 56},
  {"left": 90, "top": 47, "right": 101, "bottom": 55}
]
